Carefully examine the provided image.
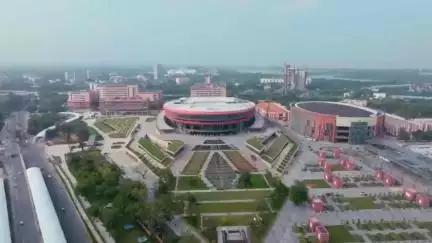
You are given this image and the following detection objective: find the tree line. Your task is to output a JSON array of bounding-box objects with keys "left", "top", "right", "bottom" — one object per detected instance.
[{"left": 68, "top": 151, "right": 182, "bottom": 242}]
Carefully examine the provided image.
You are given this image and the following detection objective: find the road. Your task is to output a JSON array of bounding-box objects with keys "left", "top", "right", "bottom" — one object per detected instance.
[
  {"left": 21, "top": 136, "right": 90, "bottom": 243},
  {"left": 0, "top": 114, "right": 40, "bottom": 243}
]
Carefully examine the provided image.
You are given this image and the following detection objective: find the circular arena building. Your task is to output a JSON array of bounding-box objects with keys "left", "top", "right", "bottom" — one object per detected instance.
[
  {"left": 291, "top": 101, "right": 385, "bottom": 143},
  {"left": 163, "top": 97, "right": 256, "bottom": 135}
]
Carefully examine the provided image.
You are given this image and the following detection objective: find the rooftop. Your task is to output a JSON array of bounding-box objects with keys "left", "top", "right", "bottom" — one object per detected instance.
[
  {"left": 256, "top": 101, "right": 289, "bottom": 114},
  {"left": 164, "top": 97, "right": 255, "bottom": 113},
  {"left": 296, "top": 101, "right": 376, "bottom": 117}
]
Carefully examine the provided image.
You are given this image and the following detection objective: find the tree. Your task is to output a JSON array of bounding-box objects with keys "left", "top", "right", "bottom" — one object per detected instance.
[
  {"left": 289, "top": 183, "right": 308, "bottom": 205},
  {"left": 398, "top": 128, "right": 410, "bottom": 141},
  {"left": 239, "top": 172, "right": 252, "bottom": 188}
]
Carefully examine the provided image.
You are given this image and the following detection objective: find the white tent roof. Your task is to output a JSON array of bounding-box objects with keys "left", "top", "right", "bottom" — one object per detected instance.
[
  {"left": 0, "top": 179, "right": 11, "bottom": 243},
  {"left": 26, "top": 167, "right": 67, "bottom": 243}
]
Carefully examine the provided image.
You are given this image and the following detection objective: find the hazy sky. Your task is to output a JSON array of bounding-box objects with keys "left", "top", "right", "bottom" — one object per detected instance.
[{"left": 0, "top": 0, "right": 431, "bottom": 68}]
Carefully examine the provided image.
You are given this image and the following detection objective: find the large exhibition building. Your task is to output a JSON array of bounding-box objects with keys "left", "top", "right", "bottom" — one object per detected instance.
[
  {"left": 163, "top": 97, "right": 256, "bottom": 134},
  {"left": 291, "top": 101, "right": 385, "bottom": 143}
]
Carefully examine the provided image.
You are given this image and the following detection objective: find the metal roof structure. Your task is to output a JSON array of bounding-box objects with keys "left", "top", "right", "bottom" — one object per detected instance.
[
  {"left": 0, "top": 179, "right": 11, "bottom": 243},
  {"left": 26, "top": 167, "right": 67, "bottom": 243},
  {"left": 164, "top": 97, "right": 255, "bottom": 113},
  {"left": 296, "top": 101, "right": 377, "bottom": 117}
]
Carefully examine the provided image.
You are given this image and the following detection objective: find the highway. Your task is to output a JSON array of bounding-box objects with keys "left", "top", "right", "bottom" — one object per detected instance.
[
  {"left": 21, "top": 135, "right": 90, "bottom": 242},
  {"left": 0, "top": 114, "right": 40, "bottom": 243}
]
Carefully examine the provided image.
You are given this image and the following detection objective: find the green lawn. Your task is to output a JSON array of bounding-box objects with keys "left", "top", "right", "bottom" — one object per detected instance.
[
  {"left": 326, "top": 225, "right": 364, "bottom": 243},
  {"left": 246, "top": 136, "right": 263, "bottom": 150},
  {"left": 139, "top": 138, "right": 168, "bottom": 162},
  {"left": 176, "top": 176, "right": 209, "bottom": 190},
  {"left": 342, "top": 197, "right": 378, "bottom": 210},
  {"left": 175, "top": 189, "right": 273, "bottom": 201},
  {"left": 238, "top": 174, "right": 269, "bottom": 189},
  {"left": 181, "top": 152, "right": 209, "bottom": 175},
  {"left": 94, "top": 121, "right": 115, "bottom": 133},
  {"left": 167, "top": 140, "right": 184, "bottom": 154},
  {"left": 178, "top": 235, "right": 200, "bottom": 243},
  {"left": 415, "top": 221, "right": 432, "bottom": 232},
  {"left": 332, "top": 164, "right": 345, "bottom": 171},
  {"left": 263, "top": 135, "right": 289, "bottom": 160},
  {"left": 301, "top": 179, "right": 330, "bottom": 188},
  {"left": 222, "top": 150, "right": 257, "bottom": 172},
  {"left": 94, "top": 117, "right": 138, "bottom": 138},
  {"left": 198, "top": 201, "right": 268, "bottom": 213}
]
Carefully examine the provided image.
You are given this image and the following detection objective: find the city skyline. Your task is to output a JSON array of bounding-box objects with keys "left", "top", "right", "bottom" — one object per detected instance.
[{"left": 0, "top": 0, "right": 431, "bottom": 68}]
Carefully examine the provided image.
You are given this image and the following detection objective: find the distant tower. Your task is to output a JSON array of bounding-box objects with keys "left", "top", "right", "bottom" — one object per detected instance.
[
  {"left": 205, "top": 74, "right": 212, "bottom": 84},
  {"left": 86, "top": 69, "right": 91, "bottom": 80},
  {"left": 64, "top": 71, "right": 69, "bottom": 81},
  {"left": 153, "top": 64, "right": 165, "bottom": 81},
  {"left": 283, "top": 63, "right": 295, "bottom": 94}
]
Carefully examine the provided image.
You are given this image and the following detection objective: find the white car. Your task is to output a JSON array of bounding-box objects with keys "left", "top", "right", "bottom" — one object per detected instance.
[{"left": 19, "top": 221, "right": 24, "bottom": 225}]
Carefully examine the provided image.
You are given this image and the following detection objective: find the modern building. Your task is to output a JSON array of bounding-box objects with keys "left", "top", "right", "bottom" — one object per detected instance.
[
  {"left": 190, "top": 83, "right": 227, "bottom": 97},
  {"left": 255, "top": 101, "right": 290, "bottom": 122},
  {"left": 99, "top": 96, "right": 149, "bottom": 115},
  {"left": 67, "top": 84, "right": 161, "bottom": 114},
  {"left": 283, "top": 64, "right": 308, "bottom": 92},
  {"left": 290, "top": 101, "right": 385, "bottom": 143},
  {"left": 66, "top": 91, "right": 92, "bottom": 109},
  {"left": 97, "top": 84, "right": 139, "bottom": 100},
  {"left": 153, "top": 64, "right": 165, "bottom": 81},
  {"left": 163, "top": 97, "right": 255, "bottom": 134}
]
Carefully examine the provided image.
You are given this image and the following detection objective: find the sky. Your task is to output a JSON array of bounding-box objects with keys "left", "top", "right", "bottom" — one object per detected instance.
[{"left": 0, "top": 0, "right": 431, "bottom": 68}]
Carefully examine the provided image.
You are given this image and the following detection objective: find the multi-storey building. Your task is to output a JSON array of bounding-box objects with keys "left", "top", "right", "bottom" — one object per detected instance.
[
  {"left": 67, "top": 91, "right": 91, "bottom": 109},
  {"left": 190, "top": 83, "right": 226, "bottom": 97},
  {"left": 97, "top": 84, "right": 139, "bottom": 100},
  {"left": 67, "top": 84, "right": 161, "bottom": 114}
]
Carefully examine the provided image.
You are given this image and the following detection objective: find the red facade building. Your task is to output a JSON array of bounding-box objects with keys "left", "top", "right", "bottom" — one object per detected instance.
[
  {"left": 324, "top": 172, "right": 333, "bottom": 183},
  {"left": 316, "top": 226, "right": 330, "bottom": 243},
  {"left": 291, "top": 101, "right": 385, "bottom": 143}
]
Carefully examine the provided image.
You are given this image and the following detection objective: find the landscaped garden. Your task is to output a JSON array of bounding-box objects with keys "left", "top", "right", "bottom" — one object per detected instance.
[
  {"left": 301, "top": 179, "right": 331, "bottom": 188},
  {"left": 166, "top": 140, "right": 185, "bottom": 155},
  {"left": 237, "top": 173, "right": 270, "bottom": 189},
  {"left": 222, "top": 150, "right": 257, "bottom": 172},
  {"left": 94, "top": 116, "right": 138, "bottom": 138},
  {"left": 246, "top": 136, "right": 264, "bottom": 151},
  {"left": 176, "top": 176, "right": 209, "bottom": 190},
  {"left": 181, "top": 151, "right": 209, "bottom": 175},
  {"left": 262, "top": 134, "right": 290, "bottom": 161},
  {"left": 326, "top": 225, "right": 364, "bottom": 243},
  {"left": 138, "top": 138, "right": 171, "bottom": 165}
]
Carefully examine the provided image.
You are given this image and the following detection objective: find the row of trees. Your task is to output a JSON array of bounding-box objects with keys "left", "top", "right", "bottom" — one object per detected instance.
[
  {"left": 398, "top": 128, "right": 432, "bottom": 142},
  {"left": 27, "top": 113, "right": 64, "bottom": 135},
  {"left": 368, "top": 99, "right": 432, "bottom": 119},
  {"left": 68, "top": 151, "right": 181, "bottom": 242}
]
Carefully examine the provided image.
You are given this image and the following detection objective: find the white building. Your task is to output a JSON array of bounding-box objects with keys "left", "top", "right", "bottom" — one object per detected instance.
[
  {"left": 373, "top": 92, "right": 387, "bottom": 99},
  {"left": 167, "top": 68, "right": 197, "bottom": 76},
  {"left": 175, "top": 77, "right": 190, "bottom": 85},
  {"left": 260, "top": 78, "right": 284, "bottom": 84}
]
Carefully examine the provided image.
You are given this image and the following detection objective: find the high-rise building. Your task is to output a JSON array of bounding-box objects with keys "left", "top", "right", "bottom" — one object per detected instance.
[
  {"left": 86, "top": 69, "right": 91, "bottom": 80},
  {"left": 64, "top": 72, "right": 69, "bottom": 81},
  {"left": 153, "top": 64, "right": 165, "bottom": 81},
  {"left": 283, "top": 64, "right": 308, "bottom": 92}
]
